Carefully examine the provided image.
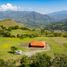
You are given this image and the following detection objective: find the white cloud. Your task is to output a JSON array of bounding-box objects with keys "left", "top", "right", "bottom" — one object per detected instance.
[{"left": 0, "top": 3, "right": 18, "bottom": 11}]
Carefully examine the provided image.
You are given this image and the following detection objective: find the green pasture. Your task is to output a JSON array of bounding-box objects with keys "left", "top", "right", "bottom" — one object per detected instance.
[
  {"left": 10, "top": 29, "right": 38, "bottom": 36},
  {"left": 0, "top": 37, "right": 67, "bottom": 60}
]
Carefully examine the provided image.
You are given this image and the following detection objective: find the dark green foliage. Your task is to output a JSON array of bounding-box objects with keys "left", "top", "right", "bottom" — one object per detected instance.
[
  {"left": 0, "top": 20, "right": 67, "bottom": 38},
  {"left": 0, "top": 25, "right": 32, "bottom": 38},
  {"left": 62, "top": 32, "right": 67, "bottom": 37},
  {"left": 7, "top": 27, "right": 13, "bottom": 31},
  {"left": 45, "top": 21, "right": 67, "bottom": 31},
  {"left": 51, "top": 54, "right": 67, "bottom": 67},
  {"left": 10, "top": 46, "right": 18, "bottom": 54},
  {"left": 19, "top": 34, "right": 37, "bottom": 39},
  {"left": 0, "top": 59, "right": 16, "bottom": 67},
  {"left": 3, "top": 31, "right": 11, "bottom": 37},
  {"left": 7, "top": 26, "right": 19, "bottom": 30},
  {"left": 20, "top": 56, "right": 30, "bottom": 67},
  {"left": 0, "top": 29, "right": 11, "bottom": 37},
  {"left": 30, "top": 53, "right": 51, "bottom": 67},
  {"left": 14, "top": 25, "right": 20, "bottom": 29},
  {"left": 17, "top": 34, "right": 21, "bottom": 38},
  {"left": 20, "top": 53, "right": 51, "bottom": 67},
  {"left": 28, "top": 34, "right": 37, "bottom": 38},
  {"left": 19, "top": 53, "right": 67, "bottom": 67},
  {"left": 53, "top": 32, "right": 62, "bottom": 37},
  {"left": 0, "top": 59, "right": 8, "bottom": 67},
  {"left": 0, "top": 53, "right": 67, "bottom": 67},
  {"left": 0, "top": 25, "right": 6, "bottom": 30},
  {"left": 20, "top": 27, "right": 30, "bottom": 30},
  {"left": 40, "top": 28, "right": 45, "bottom": 35}
]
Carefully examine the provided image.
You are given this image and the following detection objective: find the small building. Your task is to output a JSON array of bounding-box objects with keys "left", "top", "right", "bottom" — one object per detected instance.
[
  {"left": 15, "top": 50, "right": 22, "bottom": 55},
  {"left": 29, "top": 41, "right": 47, "bottom": 48}
]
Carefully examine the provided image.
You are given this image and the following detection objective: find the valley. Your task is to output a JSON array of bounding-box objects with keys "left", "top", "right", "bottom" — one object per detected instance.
[{"left": 0, "top": 11, "right": 67, "bottom": 67}]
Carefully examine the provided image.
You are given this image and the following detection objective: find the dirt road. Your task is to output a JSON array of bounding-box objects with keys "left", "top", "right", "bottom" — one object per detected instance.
[{"left": 22, "top": 44, "right": 50, "bottom": 56}]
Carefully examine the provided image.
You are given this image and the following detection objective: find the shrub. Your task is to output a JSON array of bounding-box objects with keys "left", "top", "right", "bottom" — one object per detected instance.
[
  {"left": 20, "top": 55, "right": 30, "bottom": 67},
  {"left": 30, "top": 53, "right": 51, "bottom": 67},
  {"left": 51, "top": 54, "right": 67, "bottom": 67},
  {"left": 0, "top": 59, "right": 16, "bottom": 67},
  {"left": 10, "top": 46, "right": 18, "bottom": 54}
]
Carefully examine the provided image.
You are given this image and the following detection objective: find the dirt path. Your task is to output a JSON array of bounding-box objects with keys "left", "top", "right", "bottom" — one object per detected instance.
[{"left": 22, "top": 44, "right": 50, "bottom": 57}]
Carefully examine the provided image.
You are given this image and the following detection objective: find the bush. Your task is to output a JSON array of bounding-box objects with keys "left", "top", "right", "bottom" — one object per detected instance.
[
  {"left": 30, "top": 53, "right": 51, "bottom": 67},
  {"left": 20, "top": 55, "right": 30, "bottom": 67},
  {"left": 10, "top": 46, "right": 18, "bottom": 54},
  {"left": 51, "top": 54, "right": 67, "bottom": 67},
  {"left": 0, "top": 59, "right": 16, "bottom": 67}
]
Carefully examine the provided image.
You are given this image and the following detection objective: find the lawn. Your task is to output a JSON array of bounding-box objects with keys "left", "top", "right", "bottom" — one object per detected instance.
[{"left": 0, "top": 37, "right": 67, "bottom": 60}]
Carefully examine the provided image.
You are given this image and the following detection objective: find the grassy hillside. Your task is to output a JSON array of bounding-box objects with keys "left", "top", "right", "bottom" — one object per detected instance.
[
  {"left": 0, "top": 19, "right": 67, "bottom": 62},
  {"left": 0, "top": 19, "right": 23, "bottom": 27},
  {"left": 10, "top": 29, "right": 38, "bottom": 36}
]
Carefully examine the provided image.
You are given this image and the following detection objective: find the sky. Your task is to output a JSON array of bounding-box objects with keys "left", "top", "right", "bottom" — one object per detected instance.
[{"left": 0, "top": 0, "right": 67, "bottom": 14}]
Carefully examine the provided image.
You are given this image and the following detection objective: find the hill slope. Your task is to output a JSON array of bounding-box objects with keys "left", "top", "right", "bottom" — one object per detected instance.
[
  {"left": 45, "top": 19, "right": 67, "bottom": 31},
  {"left": 0, "top": 11, "right": 52, "bottom": 27},
  {"left": 0, "top": 11, "right": 67, "bottom": 28},
  {"left": 0, "top": 19, "right": 23, "bottom": 27},
  {"left": 48, "top": 11, "right": 67, "bottom": 22}
]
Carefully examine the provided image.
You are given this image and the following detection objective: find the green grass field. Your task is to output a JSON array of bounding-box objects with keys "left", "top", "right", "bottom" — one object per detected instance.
[
  {"left": 10, "top": 29, "right": 38, "bottom": 36},
  {"left": 0, "top": 37, "right": 67, "bottom": 61},
  {"left": 0, "top": 19, "right": 23, "bottom": 28}
]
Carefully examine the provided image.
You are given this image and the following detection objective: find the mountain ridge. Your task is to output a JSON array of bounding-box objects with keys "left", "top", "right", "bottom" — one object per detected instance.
[{"left": 0, "top": 11, "right": 67, "bottom": 27}]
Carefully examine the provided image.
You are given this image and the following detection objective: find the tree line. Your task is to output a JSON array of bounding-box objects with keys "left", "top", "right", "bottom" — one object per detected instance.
[
  {"left": 0, "top": 25, "right": 67, "bottom": 38},
  {"left": 0, "top": 25, "right": 37, "bottom": 38},
  {"left": 0, "top": 53, "right": 67, "bottom": 67}
]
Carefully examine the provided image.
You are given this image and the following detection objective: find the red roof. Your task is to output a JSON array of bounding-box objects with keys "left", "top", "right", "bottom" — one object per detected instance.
[{"left": 29, "top": 41, "right": 46, "bottom": 47}]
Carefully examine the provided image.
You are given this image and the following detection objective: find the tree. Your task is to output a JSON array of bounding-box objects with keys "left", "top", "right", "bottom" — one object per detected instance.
[
  {"left": 40, "top": 28, "right": 44, "bottom": 35},
  {"left": 17, "top": 34, "right": 21, "bottom": 38},
  {"left": 0, "top": 25, "right": 6, "bottom": 30},
  {"left": 30, "top": 53, "right": 51, "bottom": 67},
  {"left": 0, "top": 59, "right": 7, "bottom": 67},
  {"left": 53, "top": 32, "right": 62, "bottom": 37},
  {"left": 3, "top": 31, "right": 11, "bottom": 37},
  {"left": 14, "top": 25, "right": 20, "bottom": 29},
  {"left": 51, "top": 54, "right": 67, "bottom": 67},
  {"left": 20, "top": 27, "right": 30, "bottom": 30},
  {"left": 44, "top": 30, "right": 50, "bottom": 37},
  {"left": 10, "top": 46, "right": 18, "bottom": 54},
  {"left": 62, "top": 32, "right": 67, "bottom": 37},
  {"left": 7, "top": 27, "right": 12, "bottom": 31},
  {"left": 20, "top": 55, "right": 30, "bottom": 67},
  {"left": 0, "top": 59, "right": 16, "bottom": 67}
]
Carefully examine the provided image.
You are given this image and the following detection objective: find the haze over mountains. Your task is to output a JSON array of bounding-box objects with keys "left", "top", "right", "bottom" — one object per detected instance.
[
  {"left": 48, "top": 11, "right": 67, "bottom": 22},
  {"left": 0, "top": 11, "right": 67, "bottom": 27}
]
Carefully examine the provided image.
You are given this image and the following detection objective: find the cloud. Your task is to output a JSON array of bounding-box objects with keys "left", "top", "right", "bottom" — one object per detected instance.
[{"left": 0, "top": 3, "right": 18, "bottom": 11}]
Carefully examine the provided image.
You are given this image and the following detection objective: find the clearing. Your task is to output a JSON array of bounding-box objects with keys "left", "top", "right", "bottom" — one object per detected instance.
[{"left": 0, "top": 37, "right": 67, "bottom": 60}]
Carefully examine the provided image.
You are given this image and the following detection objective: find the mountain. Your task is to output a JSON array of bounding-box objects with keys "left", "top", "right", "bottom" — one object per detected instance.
[
  {"left": 0, "top": 11, "right": 52, "bottom": 27},
  {"left": 48, "top": 11, "right": 67, "bottom": 22},
  {"left": 0, "top": 11, "right": 67, "bottom": 28},
  {"left": 45, "top": 19, "right": 67, "bottom": 31}
]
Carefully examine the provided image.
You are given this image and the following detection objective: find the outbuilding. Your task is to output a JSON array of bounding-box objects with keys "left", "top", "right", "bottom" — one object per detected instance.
[{"left": 29, "top": 41, "right": 47, "bottom": 48}]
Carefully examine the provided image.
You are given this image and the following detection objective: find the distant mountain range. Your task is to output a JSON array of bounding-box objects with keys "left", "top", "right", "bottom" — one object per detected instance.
[
  {"left": 48, "top": 11, "right": 67, "bottom": 22},
  {"left": 0, "top": 11, "right": 67, "bottom": 27},
  {"left": 45, "top": 20, "right": 67, "bottom": 31}
]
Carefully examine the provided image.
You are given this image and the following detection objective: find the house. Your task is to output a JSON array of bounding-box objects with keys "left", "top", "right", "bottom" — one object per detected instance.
[{"left": 29, "top": 41, "right": 47, "bottom": 48}]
